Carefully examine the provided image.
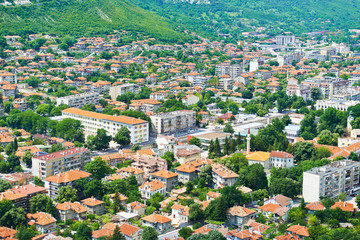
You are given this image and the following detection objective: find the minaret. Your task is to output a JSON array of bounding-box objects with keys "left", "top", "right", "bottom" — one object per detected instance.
[
  {"left": 246, "top": 128, "right": 251, "bottom": 154},
  {"left": 348, "top": 111, "right": 354, "bottom": 132}
]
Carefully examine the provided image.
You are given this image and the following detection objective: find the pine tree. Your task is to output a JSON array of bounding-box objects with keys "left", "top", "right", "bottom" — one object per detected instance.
[
  {"left": 230, "top": 137, "right": 237, "bottom": 153},
  {"left": 214, "top": 138, "right": 221, "bottom": 157},
  {"left": 236, "top": 134, "right": 242, "bottom": 145},
  {"left": 208, "top": 139, "right": 214, "bottom": 156},
  {"left": 223, "top": 137, "right": 229, "bottom": 155},
  {"left": 106, "top": 226, "right": 125, "bottom": 240}
]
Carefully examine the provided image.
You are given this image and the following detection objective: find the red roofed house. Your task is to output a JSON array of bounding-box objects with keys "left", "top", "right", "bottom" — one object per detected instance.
[
  {"left": 270, "top": 151, "right": 294, "bottom": 168},
  {"left": 227, "top": 229, "right": 263, "bottom": 240},
  {"left": 305, "top": 202, "right": 325, "bottom": 213},
  {"left": 286, "top": 225, "right": 310, "bottom": 240},
  {"left": 227, "top": 206, "right": 257, "bottom": 227},
  {"left": 0, "top": 227, "right": 17, "bottom": 239},
  {"left": 141, "top": 214, "right": 172, "bottom": 232},
  {"left": 331, "top": 202, "right": 354, "bottom": 212},
  {"left": 27, "top": 212, "right": 56, "bottom": 234},
  {"left": 139, "top": 179, "right": 166, "bottom": 199},
  {"left": 81, "top": 197, "right": 105, "bottom": 215},
  {"left": 150, "top": 170, "right": 179, "bottom": 192}
]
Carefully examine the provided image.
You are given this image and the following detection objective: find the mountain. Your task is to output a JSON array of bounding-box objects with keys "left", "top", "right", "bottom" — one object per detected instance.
[
  {"left": 0, "top": 0, "right": 186, "bottom": 41},
  {"left": 135, "top": 0, "right": 360, "bottom": 39}
]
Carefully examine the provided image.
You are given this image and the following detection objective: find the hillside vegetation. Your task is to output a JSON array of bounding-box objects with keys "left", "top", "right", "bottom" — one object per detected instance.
[{"left": 0, "top": 0, "right": 186, "bottom": 41}]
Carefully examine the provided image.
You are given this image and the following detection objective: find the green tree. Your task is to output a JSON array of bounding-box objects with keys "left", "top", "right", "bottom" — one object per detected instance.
[
  {"left": 311, "top": 87, "right": 321, "bottom": 100},
  {"left": 131, "top": 144, "right": 141, "bottom": 153},
  {"left": 179, "top": 227, "right": 193, "bottom": 239},
  {"left": 161, "top": 151, "right": 175, "bottom": 170},
  {"left": 223, "top": 123, "right": 234, "bottom": 134},
  {"left": 205, "top": 197, "right": 228, "bottom": 222},
  {"left": 189, "top": 137, "right": 201, "bottom": 147},
  {"left": 15, "top": 225, "right": 35, "bottom": 240},
  {"left": 75, "top": 222, "right": 92, "bottom": 240},
  {"left": 114, "top": 127, "right": 131, "bottom": 145},
  {"left": 198, "top": 164, "right": 213, "bottom": 187},
  {"left": 299, "top": 113, "right": 317, "bottom": 140},
  {"left": 238, "top": 164, "right": 268, "bottom": 191},
  {"left": 30, "top": 194, "right": 57, "bottom": 216},
  {"left": 22, "top": 151, "right": 33, "bottom": 168},
  {"left": 93, "top": 129, "right": 111, "bottom": 150},
  {"left": 0, "top": 179, "right": 11, "bottom": 192},
  {"left": 269, "top": 178, "right": 301, "bottom": 198},
  {"left": 7, "top": 154, "right": 20, "bottom": 171},
  {"left": 0, "top": 199, "right": 14, "bottom": 217},
  {"left": 56, "top": 186, "right": 78, "bottom": 203},
  {"left": 189, "top": 203, "right": 204, "bottom": 221},
  {"left": 293, "top": 142, "right": 316, "bottom": 162},
  {"left": 142, "top": 227, "right": 158, "bottom": 240},
  {"left": 0, "top": 207, "right": 26, "bottom": 228},
  {"left": 106, "top": 225, "right": 125, "bottom": 240},
  {"left": 85, "top": 157, "right": 111, "bottom": 180}
]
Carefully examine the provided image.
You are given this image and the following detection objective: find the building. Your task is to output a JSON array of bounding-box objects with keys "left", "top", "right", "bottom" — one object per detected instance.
[
  {"left": 56, "top": 92, "right": 99, "bottom": 108},
  {"left": 246, "top": 151, "right": 271, "bottom": 169},
  {"left": 141, "top": 214, "right": 172, "bottom": 232},
  {"left": 139, "top": 179, "right": 166, "bottom": 199},
  {"left": 0, "top": 72, "right": 16, "bottom": 84},
  {"left": 270, "top": 151, "right": 294, "bottom": 168},
  {"left": 227, "top": 206, "right": 257, "bottom": 227},
  {"left": 56, "top": 202, "right": 88, "bottom": 221},
  {"left": 150, "top": 110, "right": 196, "bottom": 135},
  {"left": 126, "top": 201, "right": 147, "bottom": 216},
  {"left": 119, "top": 223, "right": 143, "bottom": 240},
  {"left": 27, "top": 212, "right": 56, "bottom": 234},
  {"left": 211, "top": 163, "right": 239, "bottom": 189},
  {"left": 32, "top": 147, "right": 91, "bottom": 179},
  {"left": 286, "top": 225, "right": 310, "bottom": 240},
  {"left": 171, "top": 204, "right": 189, "bottom": 224},
  {"left": 0, "top": 227, "right": 17, "bottom": 239},
  {"left": 215, "top": 63, "right": 242, "bottom": 78},
  {"left": 81, "top": 197, "right": 105, "bottom": 215},
  {"left": 190, "top": 132, "right": 230, "bottom": 149},
  {"left": 131, "top": 155, "right": 167, "bottom": 177},
  {"left": 315, "top": 99, "right": 359, "bottom": 111},
  {"left": 276, "top": 35, "right": 296, "bottom": 45},
  {"left": 302, "top": 160, "right": 360, "bottom": 202},
  {"left": 2, "top": 172, "right": 34, "bottom": 187},
  {"left": 129, "top": 99, "right": 162, "bottom": 113},
  {"left": 109, "top": 83, "right": 139, "bottom": 101},
  {"left": 117, "top": 167, "right": 145, "bottom": 185},
  {"left": 44, "top": 170, "right": 91, "bottom": 199},
  {"left": 284, "top": 124, "right": 301, "bottom": 143},
  {"left": 174, "top": 145, "right": 201, "bottom": 165},
  {"left": 150, "top": 170, "right": 179, "bottom": 192},
  {"left": 175, "top": 159, "right": 212, "bottom": 183},
  {"left": 62, "top": 108, "right": 149, "bottom": 144}
]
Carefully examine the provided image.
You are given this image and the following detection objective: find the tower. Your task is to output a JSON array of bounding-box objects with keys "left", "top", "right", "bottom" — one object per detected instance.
[
  {"left": 246, "top": 128, "right": 251, "bottom": 154},
  {"left": 348, "top": 111, "right": 354, "bottom": 132}
]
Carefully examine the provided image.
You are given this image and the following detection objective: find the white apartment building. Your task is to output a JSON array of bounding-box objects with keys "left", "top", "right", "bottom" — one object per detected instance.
[
  {"left": 32, "top": 147, "right": 91, "bottom": 180},
  {"left": 62, "top": 108, "right": 149, "bottom": 144},
  {"left": 211, "top": 163, "right": 239, "bottom": 189},
  {"left": 150, "top": 110, "right": 196, "bottom": 135},
  {"left": 315, "top": 99, "right": 359, "bottom": 111},
  {"left": 109, "top": 83, "right": 139, "bottom": 101},
  {"left": 0, "top": 72, "right": 17, "bottom": 84},
  {"left": 270, "top": 151, "right": 294, "bottom": 168},
  {"left": 275, "top": 35, "right": 296, "bottom": 45},
  {"left": 303, "top": 160, "right": 360, "bottom": 202},
  {"left": 56, "top": 92, "right": 99, "bottom": 108},
  {"left": 215, "top": 64, "right": 242, "bottom": 78}
]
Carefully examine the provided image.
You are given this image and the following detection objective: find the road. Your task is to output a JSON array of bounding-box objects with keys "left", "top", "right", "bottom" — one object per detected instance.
[{"left": 158, "top": 229, "right": 180, "bottom": 240}]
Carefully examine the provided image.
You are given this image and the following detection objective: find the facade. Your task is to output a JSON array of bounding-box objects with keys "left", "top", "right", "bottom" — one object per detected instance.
[
  {"left": 27, "top": 212, "right": 56, "bottom": 234},
  {"left": 126, "top": 201, "right": 147, "bottom": 216},
  {"left": 246, "top": 151, "right": 271, "bottom": 170},
  {"left": 215, "top": 63, "right": 242, "bottom": 78},
  {"left": 32, "top": 147, "right": 91, "bottom": 179},
  {"left": 303, "top": 160, "right": 360, "bottom": 202},
  {"left": 109, "top": 83, "right": 139, "bottom": 101},
  {"left": 211, "top": 163, "right": 239, "bottom": 189},
  {"left": 56, "top": 92, "right": 99, "bottom": 108},
  {"left": 0, "top": 72, "right": 16, "bottom": 84},
  {"left": 175, "top": 159, "right": 212, "bottom": 183},
  {"left": 315, "top": 99, "right": 359, "bottom": 111},
  {"left": 150, "top": 170, "right": 179, "bottom": 192},
  {"left": 141, "top": 214, "right": 172, "bottom": 232},
  {"left": 117, "top": 167, "right": 145, "bottom": 185},
  {"left": 56, "top": 202, "right": 87, "bottom": 221},
  {"left": 150, "top": 110, "right": 196, "bottom": 135},
  {"left": 276, "top": 35, "right": 296, "bottom": 45},
  {"left": 62, "top": 108, "right": 149, "bottom": 144},
  {"left": 139, "top": 179, "right": 166, "bottom": 199},
  {"left": 44, "top": 170, "right": 91, "bottom": 199},
  {"left": 81, "top": 197, "right": 105, "bottom": 215},
  {"left": 270, "top": 151, "right": 294, "bottom": 168},
  {"left": 129, "top": 99, "right": 162, "bottom": 113},
  {"left": 227, "top": 206, "right": 257, "bottom": 227}
]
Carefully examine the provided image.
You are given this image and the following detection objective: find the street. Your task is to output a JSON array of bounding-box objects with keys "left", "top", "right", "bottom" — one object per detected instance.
[{"left": 158, "top": 229, "right": 180, "bottom": 240}]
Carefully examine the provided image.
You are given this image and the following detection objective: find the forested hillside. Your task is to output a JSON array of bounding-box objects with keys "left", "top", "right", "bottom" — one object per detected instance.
[
  {"left": 135, "top": 0, "right": 360, "bottom": 39},
  {"left": 0, "top": 0, "right": 187, "bottom": 41}
]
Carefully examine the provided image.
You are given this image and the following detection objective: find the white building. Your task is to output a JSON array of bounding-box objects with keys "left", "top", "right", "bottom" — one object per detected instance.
[
  {"left": 276, "top": 35, "right": 296, "bottom": 45},
  {"left": 315, "top": 99, "right": 359, "bottom": 111},
  {"left": 56, "top": 92, "right": 99, "bottom": 108},
  {"left": 62, "top": 108, "right": 149, "bottom": 144},
  {"left": 211, "top": 163, "right": 239, "bottom": 189},
  {"left": 150, "top": 110, "right": 196, "bottom": 135},
  {"left": 139, "top": 179, "right": 166, "bottom": 199},
  {"left": 215, "top": 64, "right": 242, "bottom": 78},
  {"left": 303, "top": 160, "right": 360, "bottom": 202},
  {"left": 270, "top": 151, "right": 294, "bottom": 168},
  {"left": 109, "top": 83, "right": 139, "bottom": 101}
]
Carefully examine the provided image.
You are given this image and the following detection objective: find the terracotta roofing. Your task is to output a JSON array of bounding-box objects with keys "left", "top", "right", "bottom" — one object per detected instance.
[
  {"left": 0, "top": 227, "right": 16, "bottom": 239},
  {"left": 270, "top": 151, "right": 294, "bottom": 158},
  {"left": 35, "top": 147, "right": 89, "bottom": 162},
  {"left": 119, "top": 223, "right": 140, "bottom": 237},
  {"left": 246, "top": 151, "right": 271, "bottom": 162},
  {"left": 259, "top": 203, "right": 281, "bottom": 213},
  {"left": 227, "top": 206, "right": 256, "bottom": 217},
  {"left": 56, "top": 202, "right": 87, "bottom": 213},
  {"left": 171, "top": 204, "right": 189, "bottom": 216},
  {"left": 117, "top": 166, "right": 144, "bottom": 175},
  {"left": 141, "top": 214, "right": 171, "bottom": 223},
  {"left": 9, "top": 183, "right": 46, "bottom": 195},
  {"left": 305, "top": 202, "right": 325, "bottom": 211},
  {"left": 276, "top": 233, "right": 301, "bottom": 240},
  {"left": 273, "top": 194, "right": 292, "bottom": 207},
  {"left": 63, "top": 108, "right": 147, "bottom": 125},
  {"left": 151, "top": 169, "right": 178, "bottom": 179},
  {"left": 127, "top": 201, "right": 147, "bottom": 210},
  {"left": 81, "top": 197, "right": 104, "bottom": 207},
  {"left": 27, "top": 212, "right": 56, "bottom": 226},
  {"left": 206, "top": 191, "right": 221, "bottom": 199},
  {"left": 211, "top": 163, "right": 239, "bottom": 178},
  {"left": 139, "top": 179, "right": 166, "bottom": 191},
  {"left": 227, "top": 229, "right": 263, "bottom": 240},
  {"left": 45, "top": 170, "right": 91, "bottom": 184},
  {"left": 331, "top": 202, "right": 354, "bottom": 211},
  {"left": 287, "top": 225, "right": 310, "bottom": 237},
  {"left": 92, "top": 228, "right": 113, "bottom": 239},
  {"left": 192, "top": 226, "right": 212, "bottom": 235}
]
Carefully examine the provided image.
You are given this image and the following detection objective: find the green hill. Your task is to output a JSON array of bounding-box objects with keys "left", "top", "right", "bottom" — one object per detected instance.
[{"left": 0, "top": 0, "right": 186, "bottom": 41}]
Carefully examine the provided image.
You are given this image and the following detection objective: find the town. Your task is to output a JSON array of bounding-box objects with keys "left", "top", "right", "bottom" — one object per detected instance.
[{"left": 0, "top": 30, "right": 360, "bottom": 240}]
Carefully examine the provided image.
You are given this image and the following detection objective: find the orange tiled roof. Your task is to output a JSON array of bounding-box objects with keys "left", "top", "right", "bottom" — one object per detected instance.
[
  {"left": 45, "top": 170, "right": 91, "bottom": 184},
  {"left": 151, "top": 170, "right": 178, "bottom": 179},
  {"left": 81, "top": 197, "right": 104, "bottom": 207},
  {"left": 259, "top": 203, "right": 281, "bottom": 213},
  {"left": 287, "top": 225, "right": 310, "bottom": 237},
  {"left": 141, "top": 214, "right": 171, "bottom": 223},
  {"left": 331, "top": 202, "right": 354, "bottom": 211}
]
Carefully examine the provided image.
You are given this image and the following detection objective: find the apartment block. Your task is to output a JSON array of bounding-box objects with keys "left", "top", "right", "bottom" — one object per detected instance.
[
  {"left": 211, "top": 163, "right": 239, "bottom": 189},
  {"left": 62, "top": 108, "right": 149, "bottom": 144},
  {"left": 150, "top": 110, "right": 196, "bottom": 134},
  {"left": 315, "top": 99, "right": 359, "bottom": 111},
  {"left": 56, "top": 92, "right": 99, "bottom": 108},
  {"left": 303, "top": 160, "right": 360, "bottom": 202},
  {"left": 109, "top": 83, "right": 139, "bottom": 101},
  {"left": 129, "top": 99, "right": 162, "bottom": 113},
  {"left": 0, "top": 72, "right": 17, "bottom": 84},
  {"left": 32, "top": 147, "right": 91, "bottom": 179},
  {"left": 44, "top": 169, "right": 91, "bottom": 199},
  {"left": 215, "top": 63, "right": 242, "bottom": 78},
  {"left": 275, "top": 35, "right": 296, "bottom": 45}
]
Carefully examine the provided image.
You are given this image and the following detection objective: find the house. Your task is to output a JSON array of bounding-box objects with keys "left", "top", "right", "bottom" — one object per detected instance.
[
  {"left": 305, "top": 202, "right": 325, "bottom": 213},
  {"left": 258, "top": 203, "right": 289, "bottom": 221},
  {"left": 92, "top": 222, "right": 118, "bottom": 240},
  {"left": 27, "top": 212, "right": 56, "bottom": 234},
  {"left": 139, "top": 179, "right": 166, "bottom": 199},
  {"left": 275, "top": 233, "right": 301, "bottom": 240},
  {"left": 141, "top": 214, "right": 172, "bottom": 232},
  {"left": 126, "top": 201, "right": 147, "bottom": 216},
  {"left": 227, "top": 229, "right": 263, "bottom": 240},
  {"left": 286, "top": 225, "right": 310, "bottom": 240},
  {"left": 206, "top": 191, "right": 221, "bottom": 201},
  {"left": 246, "top": 151, "right": 271, "bottom": 170},
  {"left": 174, "top": 159, "right": 212, "bottom": 183},
  {"left": 246, "top": 220, "right": 271, "bottom": 237},
  {"left": 174, "top": 145, "right": 201, "bottom": 165},
  {"left": 182, "top": 95, "right": 200, "bottom": 106},
  {"left": 0, "top": 227, "right": 17, "bottom": 239},
  {"left": 119, "top": 223, "right": 143, "bottom": 240},
  {"left": 270, "top": 151, "right": 294, "bottom": 168},
  {"left": 331, "top": 202, "right": 354, "bottom": 212},
  {"left": 227, "top": 206, "right": 257, "bottom": 227},
  {"left": 171, "top": 204, "right": 189, "bottom": 224},
  {"left": 264, "top": 194, "right": 293, "bottom": 208},
  {"left": 56, "top": 202, "right": 87, "bottom": 221},
  {"left": 81, "top": 197, "right": 105, "bottom": 215},
  {"left": 211, "top": 163, "right": 239, "bottom": 189},
  {"left": 117, "top": 167, "right": 145, "bottom": 185},
  {"left": 150, "top": 170, "right": 179, "bottom": 192}
]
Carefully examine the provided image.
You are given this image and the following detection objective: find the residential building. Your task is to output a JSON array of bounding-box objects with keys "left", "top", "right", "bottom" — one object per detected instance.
[
  {"left": 98, "top": 153, "right": 125, "bottom": 167},
  {"left": 174, "top": 145, "right": 201, "bottom": 165},
  {"left": 206, "top": 191, "right": 221, "bottom": 201},
  {"left": 27, "top": 212, "right": 56, "bottom": 234},
  {"left": 81, "top": 197, "right": 105, "bottom": 215},
  {"left": 305, "top": 202, "right": 325, "bottom": 213},
  {"left": 276, "top": 35, "right": 296, "bottom": 45},
  {"left": 286, "top": 225, "right": 310, "bottom": 240},
  {"left": 190, "top": 132, "right": 230, "bottom": 149},
  {"left": 246, "top": 151, "right": 271, "bottom": 169},
  {"left": 117, "top": 167, "right": 145, "bottom": 185},
  {"left": 32, "top": 147, "right": 91, "bottom": 179},
  {"left": 0, "top": 72, "right": 16, "bottom": 84},
  {"left": 0, "top": 227, "right": 17, "bottom": 239},
  {"left": 62, "top": 108, "right": 149, "bottom": 144},
  {"left": 56, "top": 202, "right": 87, "bottom": 221},
  {"left": 215, "top": 63, "right": 242, "bottom": 78},
  {"left": 258, "top": 203, "right": 290, "bottom": 221},
  {"left": 56, "top": 92, "right": 99, "bottom": 108},
  {"left": 139, "top": 179, "right": 166, "bottom": 199},
  {"left": 302, "top": 160, "right": 360, "bottom": 202},
  {"left": 150, "top": 170, "right": 179, "bottom": 192},
  {"left": 129, "top": 99, "right": 162, "bottom": 113},
  {"left": 109, "top": 83, "right": 139, "bottom": 101},
  {"left": 119, "top": 223, "right": 143, "bottom": 240},
  {"left": 264, "top": 195, "right": 293, "bottom": 208},
  {"left": 150, "top": 110, "right": 196, "bottom": 135},
  {"left": 227, "top": 206, "right": 257, "bottom": 227},
  {"left": 284, "top": 124, "right": 301, "bottom": 143},
  {"left": 171, "top": 204, "right": 189, "bottom": 224},
  {"left": 0, "top": 184, "right": 47, "bottom": 212},
  {"left": 315, "top": 99, "right": 359, "bottom": 111},
  {"left": 141, "top": 214, "right": 172, "bottom": 232},
  {"left": 2, "top": 172, "right": 34, "bottom": 187},
  {"left": 270, "top": 151, "right": 294, "bottom": 168},
  {"left": 227, "top": 229, "right": 263, "bottom": 240},
  {"left": 126, "top": 201, "right": 147, "bottom": 216},
  {"left": 175, "top": 159, "right": 212, "bottom": 183},
  {"left": 44, "top": 170, "right": 91, "bottom": 199},
  {"left": 131, "top": 155, "right": 167, "bottom": 177},
  {"left": 182, "top": 95, "right": 200, "bottom": 106},
  {"left": 211, "top": 163, "right": 239, "bottom": 189}
]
